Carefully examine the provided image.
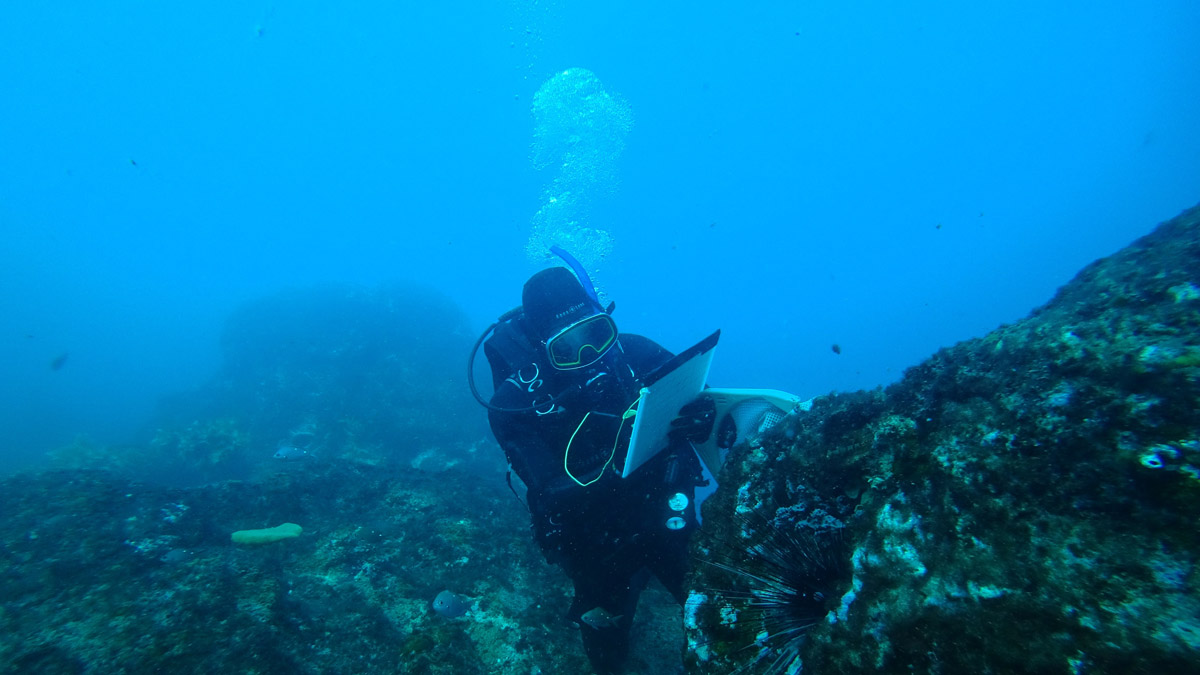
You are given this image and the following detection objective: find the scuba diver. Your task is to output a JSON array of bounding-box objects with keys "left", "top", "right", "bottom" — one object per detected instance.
[{"left": 468, "top": 250, "right": 715, "bottom": 674}]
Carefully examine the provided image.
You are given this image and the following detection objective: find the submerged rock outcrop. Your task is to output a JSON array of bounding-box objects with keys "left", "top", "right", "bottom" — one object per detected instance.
[
  {"left": 49, "top": 283, "right": 491, "bottom": 486},
  {"left": 0, "top": 463, "right": 683, "bottom": 673},
  {"left": 687, "top": 205, "right": 1200, "bottom": 673}
]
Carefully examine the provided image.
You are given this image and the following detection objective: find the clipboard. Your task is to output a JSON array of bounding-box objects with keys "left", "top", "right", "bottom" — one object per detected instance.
[
  {"left": 620, "top": 329, "right": 807, "bottom": 479},
  {"left": 621, "top": 331, "right": 719, "bottom": 478}
]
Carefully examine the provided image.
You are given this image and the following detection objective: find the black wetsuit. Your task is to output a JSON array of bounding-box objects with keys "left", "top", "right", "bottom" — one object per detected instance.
[{"left": 488, "top": 334, "right": 702, "bottom": 674}]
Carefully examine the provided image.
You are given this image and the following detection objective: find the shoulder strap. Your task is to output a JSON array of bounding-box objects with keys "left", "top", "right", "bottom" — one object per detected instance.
[{"left": 483, "top": 314, "right": 540, "bottom": 389}]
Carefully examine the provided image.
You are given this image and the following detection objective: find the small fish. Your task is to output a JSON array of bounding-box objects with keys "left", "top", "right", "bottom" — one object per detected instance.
[
  {"left": 580, "top": 606, "right": 623, "bottom": 630},
  {"left": 160, "top": 549, "right": 192, "bottom": 564},
  {"left": 831, "top": 344, "right": 841, "bottom": 355},
  {"left": 432, "top": 590, "right": 471, "bottom": 618},
  {"left": 50, "top": 352, "right": 69, "bottom": 370},
  {"left": 273, "top": 444, "right": 308, "bottom": 460}
]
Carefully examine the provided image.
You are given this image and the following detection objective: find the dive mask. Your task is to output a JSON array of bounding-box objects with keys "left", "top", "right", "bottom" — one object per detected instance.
[{"left": 545, "top": 313, "right": 618, "bottom": 370}]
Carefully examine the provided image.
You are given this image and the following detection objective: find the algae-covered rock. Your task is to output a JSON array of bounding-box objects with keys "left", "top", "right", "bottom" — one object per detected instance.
[
  {"left": 687, "top": 204, "right": 1200, "bottom": 674},
  {"left": 0, "top": 464, "right": 601, "bottom": 674}
]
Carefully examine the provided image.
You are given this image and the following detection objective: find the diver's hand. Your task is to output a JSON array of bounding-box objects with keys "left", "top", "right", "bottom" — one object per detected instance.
[{"left": 668, "top": 395, "right": 716, "bottom": 444}]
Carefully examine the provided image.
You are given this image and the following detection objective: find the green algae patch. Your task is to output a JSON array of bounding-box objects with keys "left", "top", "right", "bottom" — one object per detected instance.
[{"left": 231, "top": 522, "right": 302, "bottom": 544}]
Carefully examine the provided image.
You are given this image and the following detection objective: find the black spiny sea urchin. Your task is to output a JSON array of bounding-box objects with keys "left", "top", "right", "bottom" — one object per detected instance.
[{"left": 687, "top": 512, "right": 846, "bottom": 675}]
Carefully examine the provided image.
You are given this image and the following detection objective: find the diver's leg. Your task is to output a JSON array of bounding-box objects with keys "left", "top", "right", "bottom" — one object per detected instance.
[{"left": 570, "top": 562, "right": 650, "bottom": 674}]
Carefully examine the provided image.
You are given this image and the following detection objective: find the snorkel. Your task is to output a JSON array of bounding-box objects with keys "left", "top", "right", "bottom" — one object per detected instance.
[{"left": 549, "top": 245, "right": 603, "bottom": 307}]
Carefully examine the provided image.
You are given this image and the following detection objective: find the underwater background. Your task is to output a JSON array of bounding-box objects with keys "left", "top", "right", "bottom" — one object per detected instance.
[
  {"left": 3, "top": 1, "right": 1198, "bottom": 469},
  {"left": 1, "top": 1, "right": 1199, "bottom": 673}
]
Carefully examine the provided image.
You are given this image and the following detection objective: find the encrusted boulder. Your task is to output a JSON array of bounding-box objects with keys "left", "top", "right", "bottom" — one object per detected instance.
[{"left": 687, "top": 204, "right": 1200, "bottom": 673}]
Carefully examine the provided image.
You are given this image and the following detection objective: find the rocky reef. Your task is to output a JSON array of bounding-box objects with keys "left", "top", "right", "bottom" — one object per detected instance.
[
  {"left": 7, "top": 280, "right": 693, "bottom": 673},
  {"left": 687, "top": 204, "right": 1200, "bottom": 673},
  {"left": 0, "top": 461, "right": 685, "bottom": 673},
  {"left": 12, "top": 209, "right": 1199, "bottom": 673}
]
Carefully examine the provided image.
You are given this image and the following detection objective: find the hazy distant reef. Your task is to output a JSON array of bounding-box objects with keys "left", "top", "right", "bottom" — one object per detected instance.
[
  {"left": 687, "top": 204, "right": 1200, "bottom": 673},
  {"left": 52, "top": 282, "right": 491, "bottom": 484}
]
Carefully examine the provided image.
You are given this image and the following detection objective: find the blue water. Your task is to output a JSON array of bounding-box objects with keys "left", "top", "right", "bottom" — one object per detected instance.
[{"left": 2, "top": 1, "right": 1198, "bottom": 471}]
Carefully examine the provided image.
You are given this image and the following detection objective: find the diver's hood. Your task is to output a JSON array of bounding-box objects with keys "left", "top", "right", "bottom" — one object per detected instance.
[{"left": 521, "top": 266, "right": 603, "bottom": 341}]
